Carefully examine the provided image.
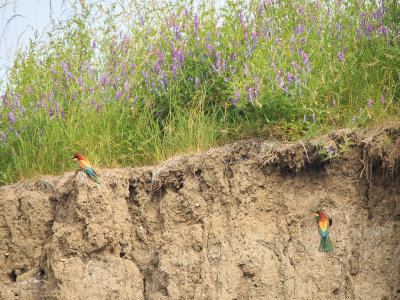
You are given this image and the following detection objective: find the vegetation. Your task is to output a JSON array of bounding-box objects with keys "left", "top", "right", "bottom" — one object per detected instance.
[{"left": 0, "top": 0, "right": 399, "bottom": 185}]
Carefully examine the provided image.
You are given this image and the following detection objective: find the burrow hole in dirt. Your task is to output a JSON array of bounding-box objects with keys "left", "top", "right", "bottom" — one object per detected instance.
[
  {"left": 8, "top": 270, "right": 17, "bottom": 282},
  {"left": 40, "top": 268, "right": 45, "bottom": 278}
]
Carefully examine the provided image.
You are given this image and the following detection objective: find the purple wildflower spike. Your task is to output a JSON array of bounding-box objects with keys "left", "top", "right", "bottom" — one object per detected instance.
[{"left": 9, "top": 111, "right": 16, "bottom": 125}]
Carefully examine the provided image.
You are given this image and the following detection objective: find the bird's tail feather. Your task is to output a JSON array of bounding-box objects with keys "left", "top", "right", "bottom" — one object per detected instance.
[
  {"left": 91, "top": 174, "right": 101, "bottom": 184},
  {"left": 319, "top": 236, "right": 333, "bottom": 253}
]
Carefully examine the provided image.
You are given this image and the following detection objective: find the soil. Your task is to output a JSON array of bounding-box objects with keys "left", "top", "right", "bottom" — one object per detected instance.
[{"left": 1, "top": 124, "right": 399, "bottom": 299}]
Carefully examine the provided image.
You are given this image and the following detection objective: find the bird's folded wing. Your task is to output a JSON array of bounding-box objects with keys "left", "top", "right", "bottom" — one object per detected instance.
[{"left": 78, "top": 160, "right": 92, "bottom": 170}]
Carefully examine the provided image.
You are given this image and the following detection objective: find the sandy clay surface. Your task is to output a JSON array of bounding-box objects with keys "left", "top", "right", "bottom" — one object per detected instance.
[{"left": 1, "top": 124, "right": 399, "bottom": 299}]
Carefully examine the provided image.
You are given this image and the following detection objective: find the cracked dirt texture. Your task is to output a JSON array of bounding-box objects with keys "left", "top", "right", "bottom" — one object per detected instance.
[{"left": 1, "top": 125, "right": 399, "bottom": 299}]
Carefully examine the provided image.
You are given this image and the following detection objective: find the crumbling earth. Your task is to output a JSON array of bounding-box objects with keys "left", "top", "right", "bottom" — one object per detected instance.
[{"left": 1, "top": 124, "right": 399, "bottom": 299}]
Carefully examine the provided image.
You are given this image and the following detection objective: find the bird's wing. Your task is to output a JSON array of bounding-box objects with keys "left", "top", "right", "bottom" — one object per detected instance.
[{"left": 78, "top": 159, "right": 92, "bottom": 171}]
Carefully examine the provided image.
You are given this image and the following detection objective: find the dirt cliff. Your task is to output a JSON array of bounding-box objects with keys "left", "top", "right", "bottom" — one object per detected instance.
[{"left": 1, "top": 125, "right": 400, "bottom": 299}]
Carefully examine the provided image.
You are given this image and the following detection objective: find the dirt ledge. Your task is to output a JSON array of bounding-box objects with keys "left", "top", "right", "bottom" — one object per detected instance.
[{"left": 1, "top": 124, "right": 399, "bottom": 299}]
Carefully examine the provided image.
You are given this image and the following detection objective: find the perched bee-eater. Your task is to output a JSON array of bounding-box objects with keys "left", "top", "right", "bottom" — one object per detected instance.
[
  {"left": 312, "top": 210, "right": 333, "bottom": 253},
  {"left": 69, "top": 153, "right": 101, "bottom": 184}
]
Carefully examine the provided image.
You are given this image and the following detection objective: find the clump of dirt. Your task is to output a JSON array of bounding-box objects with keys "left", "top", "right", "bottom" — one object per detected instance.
[{"left": 1, "top": 124, "right": 399, "bottom": 299}]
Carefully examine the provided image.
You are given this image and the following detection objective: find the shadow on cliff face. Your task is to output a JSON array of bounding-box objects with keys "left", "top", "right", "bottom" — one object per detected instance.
[{"left": 1, "top": 124, "right": 399, "bottom": 299}]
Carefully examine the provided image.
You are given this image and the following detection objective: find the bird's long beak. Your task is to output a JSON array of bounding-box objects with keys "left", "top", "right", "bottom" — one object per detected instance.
[
  {"left": 68, "top": 156, "right": 75, "bottom": 160},
  {"left": 310, "top": 209, "right": 319, "bottom": 217}
]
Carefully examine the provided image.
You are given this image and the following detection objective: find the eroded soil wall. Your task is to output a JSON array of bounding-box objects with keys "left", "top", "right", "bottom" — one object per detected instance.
[{"left": 1, "top": 126, "right": 399, "bottom": 299}]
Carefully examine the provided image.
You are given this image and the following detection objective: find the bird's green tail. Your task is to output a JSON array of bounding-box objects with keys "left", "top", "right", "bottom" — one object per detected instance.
[
  {"left": 91, "top": 174, "right": 101, "bottom": 184},
  {"left": 319, "top": 236, "right": 333, "bottom": 253}
]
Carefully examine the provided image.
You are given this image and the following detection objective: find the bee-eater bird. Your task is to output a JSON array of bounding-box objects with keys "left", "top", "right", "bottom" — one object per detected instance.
[
  {"left": 312, "top": 210, "right": 333, "bottom": 253},
  {"left": 69, "top": 153, "right": 101, "bottom": 184}
]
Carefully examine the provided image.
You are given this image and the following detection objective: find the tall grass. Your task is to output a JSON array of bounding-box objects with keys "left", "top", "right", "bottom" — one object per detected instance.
[{"left": 0, "top": 0, "right": 399, "bottom": 185}]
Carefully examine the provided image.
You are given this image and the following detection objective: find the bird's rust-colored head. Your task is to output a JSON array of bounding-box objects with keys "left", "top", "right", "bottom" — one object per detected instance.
[
  {"left": 311, "top": 210, "right": 332, "bottom": 226},
  {"left": 69, "top": 153, "right": 84, "bottom": 161}
]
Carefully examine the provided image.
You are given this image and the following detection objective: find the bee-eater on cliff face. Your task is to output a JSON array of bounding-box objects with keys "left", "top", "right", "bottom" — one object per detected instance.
[
  {"left": 69, "top": 153, "right": 101, "bottom": 184},
  {"left": 312, "top": 210, "right": 333, "bottom": 253}
]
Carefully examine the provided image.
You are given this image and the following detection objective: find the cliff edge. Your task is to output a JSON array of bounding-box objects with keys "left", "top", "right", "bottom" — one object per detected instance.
[{"left": 1, "top": 124, "right": 399, "bottom": 299}]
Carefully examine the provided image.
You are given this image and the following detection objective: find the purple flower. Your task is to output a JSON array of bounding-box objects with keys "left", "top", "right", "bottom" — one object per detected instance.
[
  {"left": 92, "top": 40, "right": 96, "bottom": 48},
  {"left": 195, "top": 77, "right": 199, "bottom": 89},
  {"left": 61, "top": 108, "right": 65, "bottom": 118},
  {"left": 9, "top": 111, "right": 16, "bottom": 125},
  {"left": 368, "top": 99, "right": 373, "bottom": 108},
  {"left": 246, "top": 86, "right": 253, "bottom": 105},
  {"left": 279, "top": 77, "right": 284, "bottom": 89},
  {"left": 286, "top": 73, "right": 292, "bottom": 87},
  {"left": 155, "top": 61, "right": 160, "bottom": 74},
  {"left": 231, "top": 52, "right": 237, "bottom": 62},
  {"left": 92, "top": 98, "right": 95, "bottom": 107},
  {"left": 238, "top": 11, "right": 243, "bottom": 24},
  {"left": 96, "top": 103, "right": 101, "bottom": 114},
  {"left": 162, "top": 69, "right": 167, "bottom": 86},
  {"left": 333, "top": 99, "right": 336, "bottom": 107},
  {"left": 61, "top": 61, "right": 72, "bottom": 78},
  {"left": 78, "top": 78, "right": 83, "bottom": 86},
  {"left": 337, "top": 51, "right": 344, "bottom": 62},
  {"left": 253, "top": 87, "right": 259, "bottom": 99},
  {"left": 116, "top": 91, "right": 122, "bottom": 99},
  {"left": 216, "top": 51, "right": 221, "bottom": 71},
  {"left": 171, "top": 65, "right": 177, "bottom": 79},
  {"left": 381, "top": 96, "right": 384, "bottom": 104},
  {"left": 352, "top": 115, "right": 356, "bottom": 123},
  {"left": 142, "top": 70, "right": 148, "bottom": 86},
  {"left": 14, "top": 96, "right": 20, "bottom": 108},
  {"left": 175, "top": 25, "right": 180, "bottom": 39},
  {"left": 312, "top": 112, "right": 315, "bottom": 124},
  {"left": 248, "top": 93, "right": 253, "bottom": 105},
  {"left": 303, "top": 115, "right": 306, "bottom": 122},
  {"left": 300, "top": 50, "right": 309, "bottom": 66},
  {"left": 194, "top": 15, "right": 198, "bottom": 34}
]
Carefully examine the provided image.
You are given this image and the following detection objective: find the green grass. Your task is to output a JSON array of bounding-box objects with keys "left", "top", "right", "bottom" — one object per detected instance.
[{"left": 0, "top": 0, "right": 399, "bottom": 185}]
